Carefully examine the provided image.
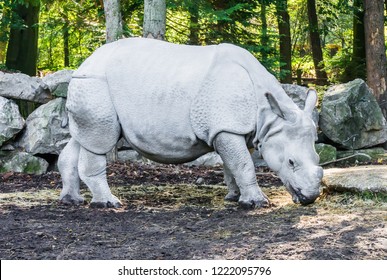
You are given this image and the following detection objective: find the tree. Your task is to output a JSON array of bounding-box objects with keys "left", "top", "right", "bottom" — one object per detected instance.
[
  {"left": 276, "top": 0, "right": 292, "bottom": 83},
  {"left": 143, "top": 0, "right": 166, "bottom": 40},
  {"left": 342, "top": 0, "right": 366, "bottom": 82},
  {"left": 62, "top": 10, "right": 70, "bottom": 67},
  {"left": 5, "top": 0, "right": 40, "bottom": 76},
  {"left": 364, "top": 0, "right": 387, "bottom": 119},
  {"left": 259, "top": 0, "right": 269, "bottom": 63},
  {"left": 306, "top": 0, "right": 328, "bottom": 84},
  {"left": 188, "top": 4, "right": 200, "bottom": 45},
  {"left": 0, "top": 0, "right": 12, "bottom": 65},
  {"left": 103, "top": 0, "right": 123, "bottom": 43}
]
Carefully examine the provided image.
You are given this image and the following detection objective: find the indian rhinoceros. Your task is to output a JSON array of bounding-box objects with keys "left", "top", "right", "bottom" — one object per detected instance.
[{"left": 58, "top": 37, "right": 323, "bottom": 209}]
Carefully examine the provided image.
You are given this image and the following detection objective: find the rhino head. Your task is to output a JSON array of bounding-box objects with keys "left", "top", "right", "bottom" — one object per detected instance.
[{"left": 258, "top": 89, "right": 323, "bottom": 205}]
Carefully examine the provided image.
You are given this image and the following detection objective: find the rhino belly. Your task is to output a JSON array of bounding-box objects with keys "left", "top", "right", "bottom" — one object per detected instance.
[{"left": 121, "top": 110, "right": 212, "bottom": 164}]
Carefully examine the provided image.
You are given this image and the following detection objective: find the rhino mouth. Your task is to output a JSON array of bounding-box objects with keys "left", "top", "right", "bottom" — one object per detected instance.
[{"left": 285, "top": 183, "right": 316, "bottom": 206}]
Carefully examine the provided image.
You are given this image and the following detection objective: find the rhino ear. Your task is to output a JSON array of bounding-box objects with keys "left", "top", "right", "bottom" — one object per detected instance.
[
  {"left": 304, "top": 89, "right": 318, "bottom": 114},
  {"left": 265, "top": 92, "right": 285, "bottom": 119}
]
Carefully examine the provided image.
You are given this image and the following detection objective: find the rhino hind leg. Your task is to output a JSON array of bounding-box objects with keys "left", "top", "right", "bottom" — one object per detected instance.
[
  {"left": 60, "top": 77, "right": 122, "bottom": 208},
  {"left": 58, "top": 138, "right": 85, "bottom": 205},
  {"left": 214, "top": 132, "right": 270, "bottom": 209},
  {"left": 78, "top": 146, "right": 122, "bottom": 208}
]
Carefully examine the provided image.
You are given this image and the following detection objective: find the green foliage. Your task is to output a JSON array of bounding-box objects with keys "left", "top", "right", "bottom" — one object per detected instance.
[
  {"left": 0, "top": 0, "right": 365, "bottom": 82},
  {"left": 323, "top": 47, "right": 352, "bottom": 83},
  {"left": 288, "top": 0, "right": 355, "bottom": 82},
  {"left": 207, "top": 3, "right": 248, "bottom": 23},
  {"left": 0, "top": 0, "right": 19, "bottom": 42},
  {"left": 38, "top": 0, "right": 105, "bottom": 71},
  {"left": 166, "top": 0, "right": 284, "bottom": 77}
]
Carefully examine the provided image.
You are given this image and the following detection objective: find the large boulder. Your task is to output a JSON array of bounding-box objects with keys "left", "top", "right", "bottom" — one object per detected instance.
[
  {"left": 323, "top": 165, "right": 387, "bottom": 194},
  {"left": 16, "top": 98, "right": 70, "bottom": 155},
  {"left": 0, "top": 151, "right": 48, "bottom": 175},
  {"left": 0, "top": 71, "right": 51, "bottom": 103},
  {"left": 42, "top": 70, "right": 73, "bottom": 98},
  {"left": 282, "top": 84, "right": 319, "bottom": 125},
  {"left": 0, "top": 96, "right": 25, "bottom": 146},
  {"left": 319, "top": 79, "right": 387, "bottom": 149}
]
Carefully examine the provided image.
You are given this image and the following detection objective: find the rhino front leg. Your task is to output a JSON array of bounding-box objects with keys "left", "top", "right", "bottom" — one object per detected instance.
[
  {"left": 58, "top": 138, "right": 85, "bottom": 205},
  {"left": 78, "top": 147, "right": 122, "bottom": 208},
  {"left": 214, "top": 132, "right": 269, "bottom": 209},
  {"left": 223, "top": 165, "right": 240, "bottom": 202}
]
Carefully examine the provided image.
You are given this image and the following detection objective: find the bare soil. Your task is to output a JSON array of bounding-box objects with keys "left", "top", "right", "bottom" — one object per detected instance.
[{"left": 1, "top": 162, "right": 386, "bottom": 260}]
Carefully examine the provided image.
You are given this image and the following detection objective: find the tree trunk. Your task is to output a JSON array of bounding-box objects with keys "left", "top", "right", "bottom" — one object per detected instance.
[
  {"left": 306, "top": 0, "right": 328, "bottom": 85},
  {"left": 276, "top": 0, "right": 292, "bottom": 84},
  {"left": 103, "top": 0, "right": 123, "bottom": 43},
  {"left": 103, "top": 0, "right": 123, "bottom": 162},
  {"left": 342, "top": 0, "right": 366, "bottom": 82},
  {"left": 63, "top": 17, "right": 70, "bottom": 67},
  {"left": 188, "top": 5, "right": 200, "bottom": 45},
  {"left": 364, "top": 0, "right": 387, "bottom": 119},
  {"left": 143, "top": 0, "right": 166, "bottom": 40},
  {"left": 5, "top": 2, "right": 40, "bottom": 76},
  {"left": 260, "top": 1, "right": 269, "bottom": 62}
]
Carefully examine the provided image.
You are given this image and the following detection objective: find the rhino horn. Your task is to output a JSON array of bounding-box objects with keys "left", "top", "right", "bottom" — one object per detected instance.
[{"left": 304, "top": 89, "right": 318, "bottom": 115}]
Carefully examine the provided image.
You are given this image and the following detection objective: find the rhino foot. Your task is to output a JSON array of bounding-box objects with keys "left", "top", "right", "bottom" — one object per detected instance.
[
  {"left": 239, "top": 198, "right": 270, "bottom": 209},
  {"left": 238, "top": 192, "right": 271, "bottom": 209},
  {"left": 59, "top": 194, "right": 85, "bottom": 206},
  {"left": 224, "top": 191, "right": 240, "bottom": 202},
  {"left": 90, "top": 196, "right": 122, "bottom": 208}
]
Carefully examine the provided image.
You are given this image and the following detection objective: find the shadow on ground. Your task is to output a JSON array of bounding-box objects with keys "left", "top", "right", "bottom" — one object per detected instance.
[{"left": 1, "top": 163, "right": 386, "bottom": 260}]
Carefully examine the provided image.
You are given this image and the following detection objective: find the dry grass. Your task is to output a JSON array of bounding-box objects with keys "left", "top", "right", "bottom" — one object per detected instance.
[
  {"left": 2, "top": 183, "right": 386, "bottom": 213},
  {"left": 0, "top": 189, "right": 60, "bottom": 208}
]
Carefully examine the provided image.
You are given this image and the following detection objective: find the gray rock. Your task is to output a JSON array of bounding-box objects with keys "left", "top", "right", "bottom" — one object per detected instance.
[
  {"left": 42, "top": 70, "right": 73, "bottom": 97},
  {"left": 16, "top": 98, "right": 70, "bottom": 155},
  {"left": 0, "top": 151, "right": 48, "bottom": 175},
  {"left": 185, "top": 152, "right": 223, "bottom": 167},
  {"left": 319, "top": 79, "right": 387, "bottom": 149},
  {"left": 0, "top": 71, "right": 51, "bottom": 103},
  {"left": 322, "top": 165, "right": 387, "bottom": 193},
  {"left": 315, "top": 143, "right": 336, "bottom": 164},
  {"left": 0, "top": 96, "right": 25, "bottom": 146},
  {"left": 282, "top": 84, "right": 319, "bottom": 125},
  {"left": 117, "top": 150, "right": 144, "bottom": 162}
]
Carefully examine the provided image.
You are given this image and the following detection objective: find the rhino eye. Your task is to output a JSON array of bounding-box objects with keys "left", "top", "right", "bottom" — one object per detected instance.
[{"left": 289, "top": 159, "right": 295, "bottom": 166}]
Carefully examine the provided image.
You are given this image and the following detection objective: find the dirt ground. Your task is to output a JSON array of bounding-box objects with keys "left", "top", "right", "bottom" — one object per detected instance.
[{"left": 0, "top": 162, "right": 386, "bottom": 260}]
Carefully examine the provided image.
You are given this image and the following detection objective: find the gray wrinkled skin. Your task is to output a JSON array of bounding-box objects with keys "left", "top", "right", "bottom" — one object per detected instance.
[{"left": 58, "top": 38, "right": 323, "bottom": 209}]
